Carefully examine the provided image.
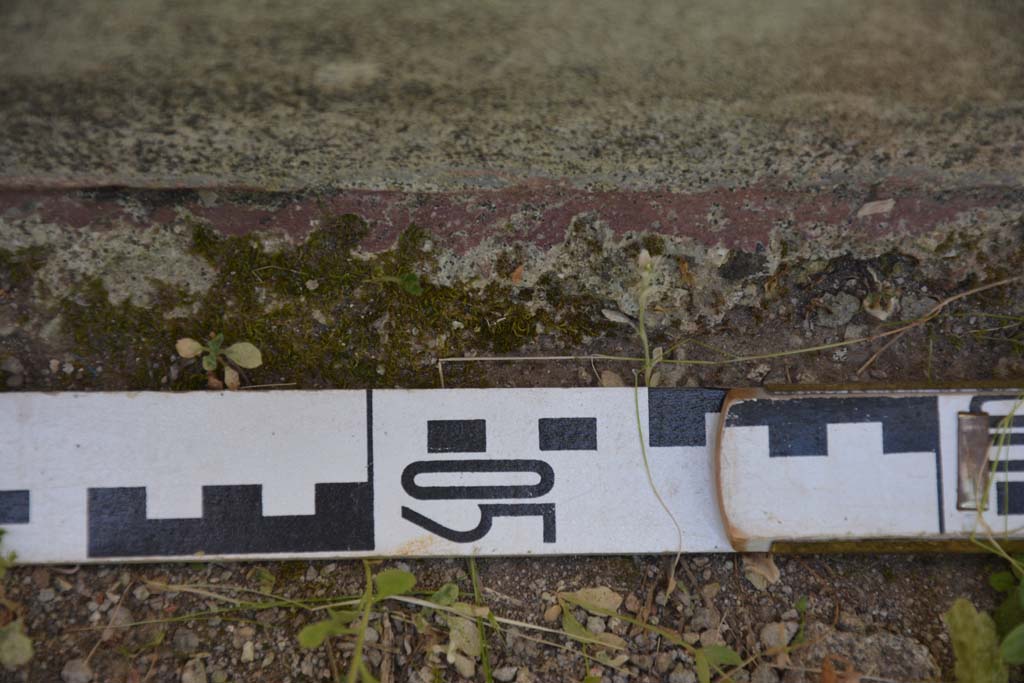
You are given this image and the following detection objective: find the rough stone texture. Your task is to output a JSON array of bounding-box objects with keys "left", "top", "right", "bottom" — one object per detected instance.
[
  {"left": 1, "top": 0, "right": 1022, "bottom": 192},
  {"left": 781, "top": 622, "right": 940, "bottom": 682}
]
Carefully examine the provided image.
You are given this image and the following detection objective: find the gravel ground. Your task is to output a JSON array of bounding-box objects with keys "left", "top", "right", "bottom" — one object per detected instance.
[{"left": 0, "top": 552, "right": 1004, "bottom": 682}]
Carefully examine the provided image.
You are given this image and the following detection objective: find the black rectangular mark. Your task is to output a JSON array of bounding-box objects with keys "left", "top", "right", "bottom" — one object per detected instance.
[
  {"left": 539, "top": 418, "right": 597, "bottom": 451},
  {"left": 88, "top": 483, "right": 374, "bottom": 557},
  {"left": 726, "top": 396, "right": 939, "bottom": 457},
  {"left": 0, "top": 490, "right": 29, "bottom": 524},
  {"left": 428, "top": 420, "right": 486, "bottom": 453},
  {"left": 998, "top": 480, "right": 1024, "bottom": 516},
  {"left": 648, "top": 388, "right": 726, "bottom": 448}
]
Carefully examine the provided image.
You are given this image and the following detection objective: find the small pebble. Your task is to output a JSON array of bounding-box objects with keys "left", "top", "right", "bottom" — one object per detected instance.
[
  {"left": 181, "top": 658, "right": 207, "bottom": 683},
  {"left": 174, "top": 628, "right": 200, "bottom": 654},
  {"left": 759, "top": 621, "right": 798, "bottom": 651},
  {"left": 655, "top": 651, "right": 675, "bottom": 674},
  {"left": 700, "top": 629, "right": 725, "bottom": 646},
  {"left": 101, "top": 605, "right": 133, "bottom": 642},
  {"left": 493, "top": 666, "right": 518, "bottom": 682},
  {"left": 61, "top": 658, "right": 93, "bottom": 683},
  {"left": 241, "top": 641, "right": 255, "bottom": 663},
  {"left": 38, "top": 588, "right": 56, "bottom": 603},
  {"left": 585, "top": 616, "right": 606, "bottom": 633},
  {"left": 543, "top": 604, "right": 562, "bottom": 622},
  {"left": 751, "top": 663, "right": 780, "bottom": 683},
  {"left": 669, "top": 664, "right": 696, "bottom": 683},
  {"left": 32, "top": 569, "right": 51, "bottom": 589},
  {"left": 838, "top": 611, "right": 866, "bottom": 632},
  {"left": 133, "top": 585, "right": 151, "bottom": 601}
]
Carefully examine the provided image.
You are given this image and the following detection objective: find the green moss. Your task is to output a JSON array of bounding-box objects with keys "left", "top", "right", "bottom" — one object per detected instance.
[
  {"left": 641, "top": 234, "right": 666, "bottom": 257},
  {"left": 57, "top": 215, "right": 609, "bottom": 390},
  {"left": 0, "top": 245, "right": 49, "bottom": 293}
]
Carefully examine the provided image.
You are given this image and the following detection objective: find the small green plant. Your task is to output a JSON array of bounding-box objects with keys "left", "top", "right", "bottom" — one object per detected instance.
[
  {"left": 792, "top": 595, "right": 809, "bottom": 645},
  {"left": 176, "top": 333, "right": 263, "bottom": 389},
  {"left": 0, "top": 530, "right": 32, "bottom": 671},
  {"left": 298, "top": 562, "right": 477, "bottom": 682},
  {"left": 944, "top": 395, "right": 1024, "bottom": 682},
  {"left": 298, "top": 562, "right": 414, "bottom": 682}
]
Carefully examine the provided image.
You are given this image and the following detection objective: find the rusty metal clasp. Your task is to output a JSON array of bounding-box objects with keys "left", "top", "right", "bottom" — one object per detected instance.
[{"left": 957, "top": 412, "right": 992, "bottom": 510}]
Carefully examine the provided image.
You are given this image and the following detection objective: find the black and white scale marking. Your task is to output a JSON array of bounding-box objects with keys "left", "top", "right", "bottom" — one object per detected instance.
[
  {"left": 1, "top": 388, "right": 1021, "bottom": 563},
  {"left": 718, "top": 390, "right": 1024, "bottom": 550}
]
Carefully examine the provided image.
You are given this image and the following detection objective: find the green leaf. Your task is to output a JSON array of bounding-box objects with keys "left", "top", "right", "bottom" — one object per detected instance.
[
  {"left": 430, "top": 582, "right": 459, "bottom": 606},
  {"left": 0, "top": 620, "right": 33, "bottom": 670},
  {"left": 451, "top": 602, "right": 490, "bottom": 618},
  {"left": 594, "top": 632, "right": 627, "bottom": 650},
  {"left": 222, "top": 342, "right": 263, "bottom": 369},
  {"left": 583, "top": 676, "right": 602, "bottom": 683},
  {"left": 1001, "top": 623, "right": 1024, "bottom": 664},
  {"left": 943, "top": 598, "right": 1009, "bottom": 683},
  {"left": 296, "top": 610, "right": 358, "bottom": 649},
  {"left": 297, "top": 616, "right": 355, "bottom": 649},
  {"left": 702, "top": 644, "right": 743, "bottom": 668},
  {"left": 994, "top": 587, "right": 1024, "bottom": 637},
  {"left": 991, "top": 572, "right": 1017, "bottom": 593},
  {"left": 594, "top": 652, "right": 629, "bottom": 668},
  {"left": 207, "top": 333, "right": 224, "bottom": 356},
  {"left": 254, "top": 567, "right": 276, "bottom": 594},
  {"left": 202, "top": 354, "right": 218, "bottom": 372},
  {"left": 795, "top": 596, "right": 809, "bottom": 613},
  {"left": 447, "top": 615, "right": 482, "bottom": 658},
  {"left": 175, "top": 338, "right": 204, "bottom": 359},
  {"left": 695, "top": 650, "right": 711, "bottom": 683},
  {"left": 327, "top": 609, "right": 360, "bottom": 624},
  {"left": 374, "top": 569, "right": 416, "bottom": 598},
  {"left": 398, "top": 272, "right": 423, "bottom": 296},
  {"left": 560, "top": 587, "right": 623, "bottom": 614},
  {"left": 560, "top": 604, "right": 592, "bottom": 641}
]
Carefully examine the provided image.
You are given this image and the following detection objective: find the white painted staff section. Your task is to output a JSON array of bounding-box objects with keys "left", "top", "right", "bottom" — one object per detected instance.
[
  {"left": 372, "top": 389, "right": 730, "bottom": 556},
  {"left": 2, "top": 392, "right": 370, "bottom": 563},
  {"left": 719, "top": 419, "right": 939, "bottom": 551},
  {"left": 5, "top": 388, "right": 1023, "bottom": 563},
  {"left": 717, "top": 389, "right": 1024, "bottom": 551},
  {"left": 0, "top": 389, "right": 730, "bottom": 563}
]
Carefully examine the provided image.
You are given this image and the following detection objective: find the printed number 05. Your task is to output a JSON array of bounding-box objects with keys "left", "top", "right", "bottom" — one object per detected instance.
[{"left": 400, "top": 459, "right": 556, "bottom": 543}]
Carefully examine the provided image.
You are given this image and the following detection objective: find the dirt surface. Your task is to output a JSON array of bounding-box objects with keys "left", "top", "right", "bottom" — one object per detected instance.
[
  {"left": 1, "top": 1, "right": 1024, "bottom": 681},
  {"left": 0, "top": 554, "right": 1004, "bottom": 683}
]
